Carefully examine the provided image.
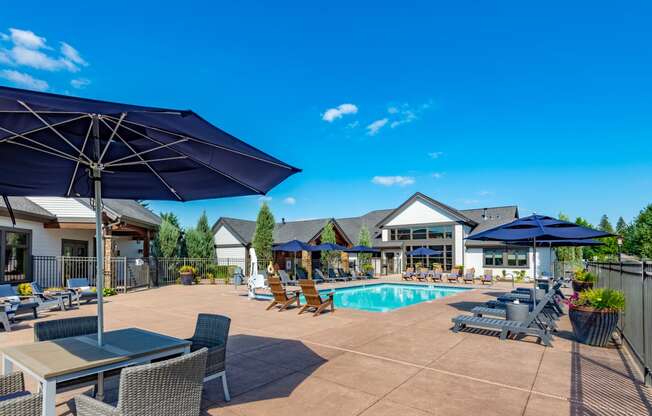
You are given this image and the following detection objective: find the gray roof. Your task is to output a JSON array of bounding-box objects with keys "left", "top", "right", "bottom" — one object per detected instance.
[
  {"left": 460, "top": 206, "right": 519, "bottom": 233},
  {"left": 0, "top": 197, "right": 56, "bottom": 220}
]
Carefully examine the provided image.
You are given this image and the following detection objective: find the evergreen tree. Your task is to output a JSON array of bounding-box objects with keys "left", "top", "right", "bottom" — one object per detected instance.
[
  {"left": 598, "top": 215, "right": 614, "bottom": 233},
  {"left": 575, "top": 217, "right": 598, "bottom": 260},
  {"left": 596, "top": 214, "right": 617, "bottom": 260},
  {"left": 320, "top": 221, "right": 339, "bottom": 268},
  {"left": 185, "top": 212, "right": 214, "bottom": 258},
  {"left": 555, "top": 212, "right": 577, "bottom": 261},
  {"left": 616, "top": 217, "right": 628, "bottom": 235},
  {"left": 629, "top": 204, "right": 652, "bottom": 259},
  {"left": 252, "top": 203, "right": 275, "bottom": 264},
  {"left": 155, "top": 218, "right": 180, "bottom": 257},
  {"left": 357, "top": 224, "right": 372, "bottom": 270}
]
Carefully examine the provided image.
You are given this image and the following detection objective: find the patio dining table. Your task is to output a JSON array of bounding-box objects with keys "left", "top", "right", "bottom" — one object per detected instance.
[{"left": 1, "top": 327, "right": 191, "bottom": 416}]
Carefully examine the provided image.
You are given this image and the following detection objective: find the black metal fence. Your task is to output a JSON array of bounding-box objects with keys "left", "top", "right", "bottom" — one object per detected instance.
[{"left": 588, "top": 261, "right": 652, "bottom": 386}]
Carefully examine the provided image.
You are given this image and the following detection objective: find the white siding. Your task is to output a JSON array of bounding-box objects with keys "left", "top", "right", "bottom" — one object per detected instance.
[
  {"left": 454, "top": 224, "right": 464, "bottom": 266},
  {"left": 465, "top": 246, "right": 553, "bottom": 278},
  {"left": 214, "top": 225, "right": 242, "bottom": 245},
  {"left": 381, "top": 229, "right": 389, "bottom": 242},
  {"left": 26, "top": 197, "right": 94, "bottom": 219},
  {"left": 385, "top": 199, "right": 456, "bottom": 226},
  {"left": 216, "top": 246, "right": 246, "bottom": 261},
  {"left": 0, "top": 216, "right": 94, "bottom": 257},
  {"left": 113, "top": 237, "right": 144, "bottom": 258}
]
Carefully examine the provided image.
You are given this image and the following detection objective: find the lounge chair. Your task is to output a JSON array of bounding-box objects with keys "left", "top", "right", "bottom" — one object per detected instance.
[
  {"left": 313, "top": 269, "right": 333, "bottom": 283},
  {"left": 278, "top": 270, "right": 297, "bottom": 286},
  {"left": 462, "top": 268, "right": 475, "bottom": 284},
  {"left": 0, "top": 372, "right": 42, "bottom": 415},
  {"left": 0, "top": 285, "right": 38, "bottom": 320},
  {"left": 0, "top": 302, "right": 14, "bottom": 332},
  {"left": 415, "top": 270, "right": 428, "bottom": 282},
  {"left": 402, "top": 267, "right": 415, "bottom": 281},
  {"left": 29, "top": 282, "right": 67, "bottom": 312},
  {"left": 481, "top": 269, "right": 493, "bottom": 285},
  {"left": 186, "top": 314, "right": 231, "bottom": 402},
  {"left": 446, "top": 269, "right": 461, "bottom": 283},
  {"left": 328, "top": 268, "right": 347, "bottom": 282},
  {"left": 430, "top": 270, "right": 443, "bottom": 283},
  {"left": 298, "top": 280, "right": 334, "bottom": 317},
  {"left": 66, "top": 278, "right": 97, "bottom": 303},
  {"left": 338, "top": 268, "right": 352, "bottom": 279},
  {"left": 452, "top": 290, "right": 555, "bottom": 346},
  {"left": 75, "top": 348, "right": 208, "bottom": 416},
  {"left": 295, "top": 266, "right": 309, "bottom": 280},
  {"left": 266, "top": 277, "right": 301, "bottom": 311}
]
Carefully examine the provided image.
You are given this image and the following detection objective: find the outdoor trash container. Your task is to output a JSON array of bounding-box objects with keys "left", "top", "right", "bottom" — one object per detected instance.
[{"left": 506, "top": 302, "right": 529, "bottom": 322}]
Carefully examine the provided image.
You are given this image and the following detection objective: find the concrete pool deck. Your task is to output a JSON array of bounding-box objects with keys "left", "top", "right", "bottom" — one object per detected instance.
[{"left": 2, "top": 279, "right": 650, "bottom": 415}]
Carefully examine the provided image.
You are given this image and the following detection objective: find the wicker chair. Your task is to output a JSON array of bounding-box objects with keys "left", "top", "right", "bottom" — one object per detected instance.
[
  {"left": 0, "top": 372, "right": 41, "bottom": 416},
  {"left": 75, "top": 348, "right": 208, "bottom": 416},
  {"left": 186, "top": 314, "right": 231, "bottom": 401},
  {"left": 33, "top": 315, "right": 97, "bottom": 342}
]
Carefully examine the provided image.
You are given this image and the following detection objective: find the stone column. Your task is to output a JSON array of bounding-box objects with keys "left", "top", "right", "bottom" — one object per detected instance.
[
  {"left": 301, "top": 250, "right": 312, "bottom": 279},
  {"left": 341, "top": 252, "right": 349, "bottom": 273},
  {"left": 103, "top": 232, "right": 113, "bottom": 289}
]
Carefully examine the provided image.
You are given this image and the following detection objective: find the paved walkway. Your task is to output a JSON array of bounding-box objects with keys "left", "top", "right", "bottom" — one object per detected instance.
[{"left": 2, "top": 280, "right": 650, "bottom": 415}]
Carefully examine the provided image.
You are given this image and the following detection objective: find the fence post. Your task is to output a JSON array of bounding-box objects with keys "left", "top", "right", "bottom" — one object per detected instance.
[{"left": 644, "top": 261, "right": 651, "bottom": 386}]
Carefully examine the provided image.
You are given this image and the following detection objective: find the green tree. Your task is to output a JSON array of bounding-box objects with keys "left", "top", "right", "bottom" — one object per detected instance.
[
  {"left": 155, "top": 218, "right": 181, "bottom": 257},
  {"left": 252, "top": 202, "right": 275, "bottom": 264},
  {"left": 185, "top": 211, "right": 214, "bottom": 258},
  {"left": 616, "top": 216, "right": 628, "bottom": 235},
  {"left": 357, "top": 224, "right": 372, "bottom": 270},
  {"left": 320, "top": 221, "right": 339, "bottom": 269},
  {"left": 575, "top": 217, "right": 599, "bottom": 260},
  {"left": 160, "top": 212, "right": 180, "bottom": 228},
  {"left": 628, "top": 204, "right": 652, "bottom": 259},
  {"left": 598, "top": 215, "right": 614, "bottom": 233},
  {"left": 596, "top": 214, "right": 617, "bottom": 260},
  {"left": 555, "top": 212, "right": 578, "bottom": 261}
]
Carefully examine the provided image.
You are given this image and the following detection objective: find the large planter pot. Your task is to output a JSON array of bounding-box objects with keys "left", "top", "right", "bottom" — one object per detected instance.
[
  {"left": 569, "top": 306, "right": 620, "bottom": 347},
  {"left": 180, "top": 272, "right": 194, "bottom": 285},
  {"left": 572, "top": 280, "right": 594, "bottom": 293}
]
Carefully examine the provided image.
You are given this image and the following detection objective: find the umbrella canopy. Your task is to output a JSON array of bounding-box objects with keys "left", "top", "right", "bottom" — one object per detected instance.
[
  {"left": 507, "top": 239, "right": 604, "bottom": 247},
  {"left": 0, "top": 86, "right": 300, "bottom": 345},
  {"left": 311, "top": 242, "right": 347, "bottom": 251},
  {"left": 467, "top": 214, "right": 612, "bottom": 242},
  {"left": 344, "top": 245, "right": 380, "bottom": 253},
  {"left": 272, "top": 240, "right": 314, "bottom": 252},
  {"left": 406, "top": 247, "right": 443, "bottom": 256}
]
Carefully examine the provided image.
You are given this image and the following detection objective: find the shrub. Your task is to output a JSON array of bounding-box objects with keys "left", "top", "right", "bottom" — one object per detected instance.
[
  {"left": 206, "top": 264, "right": 236, "bottom": 281},
  {"left": 16, "top": 283, "right": 32, "bottom": 296},
  {"left": 572, "top": 288, "right": 625, "bottom": 311},
  {"left": 362, "top": 263, "right": 374, "bottom": 272},
  {"left": 514, "top": 270, "right": 527, "bottom": 282},
  {"left": 574, "top": 269, "right": 596, "bottom": 283}
]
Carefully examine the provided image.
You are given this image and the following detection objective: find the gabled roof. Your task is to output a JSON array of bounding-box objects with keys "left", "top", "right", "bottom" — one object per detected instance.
[
  {"left": 460, "top": 206, "right": 519, "bottom": 233},
  {"left": 0, "top": 196, "right": 56, "bottom": 221},
  {"left": 376, "top": 192, "right": 477, "bottom": 228}
]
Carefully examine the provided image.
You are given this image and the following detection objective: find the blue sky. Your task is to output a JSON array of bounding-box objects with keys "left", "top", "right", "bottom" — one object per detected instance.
[{"left": 2, "top": 2, "right": 650, "bottom": 228}]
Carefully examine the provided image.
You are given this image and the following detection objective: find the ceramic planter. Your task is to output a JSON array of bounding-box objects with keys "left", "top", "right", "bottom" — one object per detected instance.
[
  {"left": 180, "top": 272, "right": 194, "bottom": 285},
  {"left": 572, "top": 280, "right": 594, "bottom": 293},
  {"left": 569, "top": 306, "right": 620, "bottom": 347}
]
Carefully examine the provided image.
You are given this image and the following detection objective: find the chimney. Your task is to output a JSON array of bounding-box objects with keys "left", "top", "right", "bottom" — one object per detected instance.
[
  {"left": 482, "top": 208, "right": 487, "bottom": 220},
  {"left": 281, "top": 218, "right": 286, "bottom": 224}
]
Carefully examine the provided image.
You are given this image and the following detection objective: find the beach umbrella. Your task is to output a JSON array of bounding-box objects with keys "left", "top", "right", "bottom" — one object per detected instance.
[
  {"left": 0, "top": 86, "right": 300, "bottom": 345},
  {"left": 406, "top": 247, "right": 442, "bottom": 256},
  {"left": 272, "top": 240, "right": 314, "bottom": 276},
  {"left": 311, "top": 242, "right": 347, "bottom": 251},
  {"left": 344, "top": 245, "right": 380, "bottom": 253},
  {"left": 467, "top": 214, "right": 612, "bottom": 306}
]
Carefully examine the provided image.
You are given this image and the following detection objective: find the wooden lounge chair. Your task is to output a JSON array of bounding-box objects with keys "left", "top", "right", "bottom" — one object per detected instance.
[
  {"left": 266, "top": 277, "right": 301, "bottom": 311},
  {"left": 482, "top": 269, "right": 494, "bottom": 285},
  {"left": 298, "top": 279, "right": 334, "bottom": 317},
  {"left": 463, "top": 268, "right": 475, "bottom": 284}
]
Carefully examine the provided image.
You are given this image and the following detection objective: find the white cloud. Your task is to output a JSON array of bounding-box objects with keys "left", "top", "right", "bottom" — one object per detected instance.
[
  {"left": 384, "top": 101, "right": 433, "bottom": 129},
  {"left": 461, "top": 199, "right": 480, "bottom": 205},
  {"left": 431, "top": 172, "right": 444, "bottom": 179},
  {"left": 347, "top": 120, "right": 359, "bottom": 129},
  {"left": 5, "top": 45, "right": 78, "bottom": 72},
  {"left": 372, "top": 175, "right": 415, "bottom": 186},
  {"left": 9, "top": 28, "right": 48, "bottom": 49},
  {"left": 322, "top": 103, "right": 358, "bottom": 122},
  {"left": 0, "top": 69, "right": 48, "bottom": 91},
  {"left": 387, "top": 106, "right": 399, "bottom": 114},
  {"left": 60, "top": 42, "right": 87, "bottom": 66},
  {"left": 258, "top": 196, "right": 272, "bottom": 202},
  {"left": 0, "top": 50, "right": 12, "bottom": 65},
  {"left": 70, "top": 78, "right": 91, "bottom": 89},
  {"left": 0, "top": 33, "right": 9, "bottom": 42},
  {"left": 366, "top": 118, "right": 388, "bottom": 136},
  {"left": 477, "top": 190, "right": 493, "bottom": 196},
  {"left": 283, "top": 197, "right": 296, "bottom": 205},
  {"left": 428, "top": 151, "right": 443, "bottom": 159}
]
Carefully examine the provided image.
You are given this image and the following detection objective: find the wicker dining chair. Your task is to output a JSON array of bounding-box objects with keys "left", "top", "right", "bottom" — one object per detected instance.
[
  {"left": 186, "top": 314, "right": 231, "bottom": 401},
  {"left": 0, "top": 372, "right": 41, "bottom": 416},
  {"left": 75, "top": 348, "right": 207, "bottom": 416}
]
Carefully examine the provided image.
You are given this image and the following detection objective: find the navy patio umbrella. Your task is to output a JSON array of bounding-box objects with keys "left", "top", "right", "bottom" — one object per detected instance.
[
  {"left": 344, "top": 245, "right": 380, "bottom": 253},
  {"left": 406, "top": 247, "right": 443, "bottom": 256},
  {"left": 273, "top": 240, "right": 314, "bottom": 276},
  {"left": 311, "top": 242, "right": 347, "bottom": 251},
  {"left": 0, "top": 86, "right": 300, "bottom": 345},
  {"left": 467, "top": 214, "right": 612, "bottom": 304}
]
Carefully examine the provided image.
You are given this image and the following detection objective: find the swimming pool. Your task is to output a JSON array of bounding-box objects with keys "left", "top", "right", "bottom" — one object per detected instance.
[{"left": 260, "top": 283, "right": 470, "bottom": 312}]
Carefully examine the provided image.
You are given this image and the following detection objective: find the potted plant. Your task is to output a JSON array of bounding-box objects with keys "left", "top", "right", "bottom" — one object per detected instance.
[
  {"left": 179, "top": 265, "right": 197, "bottom": 285},
  {"left": 568, "top": 288, "right": 625, "bottom": 347},
  {"left": 572, "top": 269, "right": 596, "bottom": 293},
  {"left": 453, "top": 265, "right": 464, "bottom": 276}
]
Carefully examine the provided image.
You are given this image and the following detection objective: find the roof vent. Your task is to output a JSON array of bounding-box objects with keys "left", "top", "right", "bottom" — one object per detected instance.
[
  {"left": 482, "top": 208, "right": 488, "bottom": 220},
  {"left": 281, "top": 218, "right": 286, "bottom": 224}
]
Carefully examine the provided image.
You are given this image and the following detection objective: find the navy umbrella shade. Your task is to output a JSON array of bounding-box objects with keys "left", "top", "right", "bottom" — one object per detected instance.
[
  {"left": 272, "top": 240, "right": 314, "bottom": 252},
  {"left": 0, "top": 86, "right": 300, "bottom": 345},
  {"left": 311, "top": 243, "right": 347, "bottom": 251},
  {"left": 406, "top": 247, "right": 443, "bottom": 256},
  {"left": 344, "top": 245, "right": 380, "bottom": 253},
  {"left": 506, "top": 239, "right": 604, "bottom": 247}
]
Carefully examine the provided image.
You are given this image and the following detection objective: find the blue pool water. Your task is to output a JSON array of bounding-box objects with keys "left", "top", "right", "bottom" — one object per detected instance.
[{"left": 261, "top": 283, "right": 470, "bottom": 312}]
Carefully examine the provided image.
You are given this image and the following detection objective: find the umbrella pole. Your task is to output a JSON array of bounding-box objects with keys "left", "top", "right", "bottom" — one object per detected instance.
[
  {"left": 93, "top": 168, "right": 105, "bottom": 347},
  {"left": 532, "top": 237, "right": 537, "bottom": 309}
]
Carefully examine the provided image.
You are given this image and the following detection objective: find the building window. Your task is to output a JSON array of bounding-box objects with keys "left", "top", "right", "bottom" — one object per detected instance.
[
  {"left": 396, "top": 229, "right": 411, "bottom": 240},
  {"left": 484, "top": 249, "right": 504, "bottom": 266},
  {"left": 507, "top": 249, "right": 528, "bottom": 267},
  {"left": 412, "top": 228, "right": 427, "bottom": 240},
  {"left": 1, "top": 229, "right": 31, "bottom": 284},
  {"left": 407, "top": 244, "right": 453, "bottom": 271},
  {"left": 428, "top": 225, "right": 453, "bottom": 239},
  {"left": 389, "top": 225, "right": 453, "bottom": 240}
]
